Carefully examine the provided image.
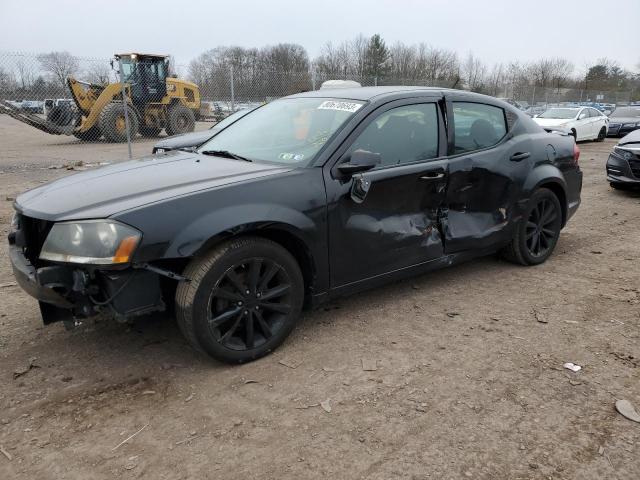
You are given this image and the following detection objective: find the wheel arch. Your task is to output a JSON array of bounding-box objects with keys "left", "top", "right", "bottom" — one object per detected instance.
[
  {"left": 197, "top": 223, "right": 317, "bottom": 302},
  {"left": 524, "top": 166, "right": 568, "bottom": 227}
]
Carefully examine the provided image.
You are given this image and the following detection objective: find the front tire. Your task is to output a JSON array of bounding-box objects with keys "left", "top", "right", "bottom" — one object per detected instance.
[
  {"left": 501, "top": 188, "right": 562, "bottom": 266},
  {"left": 596, "top": 126, "right": 606, "bottom": 142},
  {"left": 99, "top": 103, "right": 139, "bottom": 143},
  {"left": 176, "top": 237, "right": 304, "bottom": 364}
]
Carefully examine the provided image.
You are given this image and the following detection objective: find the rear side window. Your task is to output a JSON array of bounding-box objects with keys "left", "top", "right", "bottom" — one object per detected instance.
[
  {"left": 453, "top": 102, "right": 507, "bottom": 154},
  {"left": 590, "top": 108, "right": 601, "bottom": 117},
  {"left": 348, "top": 103, "right": 439, "bottom": 168}
]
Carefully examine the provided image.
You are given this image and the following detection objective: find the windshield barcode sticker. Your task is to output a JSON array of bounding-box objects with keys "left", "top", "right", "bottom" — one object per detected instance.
[{"left": 318, "top": 101, "right": 362, "bottom": 113}]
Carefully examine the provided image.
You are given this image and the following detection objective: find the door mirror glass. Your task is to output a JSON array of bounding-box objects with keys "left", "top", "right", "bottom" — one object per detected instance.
[{"left": 337, "top": 149, "right": 381, "bottom": 175}]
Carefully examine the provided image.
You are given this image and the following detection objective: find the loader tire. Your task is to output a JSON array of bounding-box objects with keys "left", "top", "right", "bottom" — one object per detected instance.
[
  {"left": 47, "top": 105, "right": 74, "bottom": 127},
  {"left": 166, "top": 104, "right": 195, "bottom": 136},
  {"left": 99, "top": 103, "right": 138, "bottom": 143}
]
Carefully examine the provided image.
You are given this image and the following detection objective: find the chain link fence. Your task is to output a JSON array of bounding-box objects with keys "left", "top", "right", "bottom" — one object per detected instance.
[{"left": 0, "top": 51, "right": 634, "bottom": 163}]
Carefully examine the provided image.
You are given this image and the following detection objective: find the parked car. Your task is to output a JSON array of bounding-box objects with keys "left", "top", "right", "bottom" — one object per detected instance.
[
  {"left": 533, "top": 106, "right": 608, "bottom": 141},
  {"left": 21, "top": 100, "right": 44, "bottom": 114},
  {"left": 153, "top": 107, "right": 256, "bottom": 153},
  {"left": 9, "top": 87, "right": 582, "bottom": 363},
  {"left": 606, "top": 129, "right": 640, "bottom": 189},
  {"left": 607, "top": 106, "right": 640, "bottom": 137}
]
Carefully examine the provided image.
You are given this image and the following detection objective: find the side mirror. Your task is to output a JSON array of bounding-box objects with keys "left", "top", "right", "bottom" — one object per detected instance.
[{"left": 337, "top": 149, "right": 381, "bottom": 175}]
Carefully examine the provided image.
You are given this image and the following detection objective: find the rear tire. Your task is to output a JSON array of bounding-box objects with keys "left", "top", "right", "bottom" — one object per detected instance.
[
  {"left": 596, "top": 126, "right": 606, "bottom": 142},
  {"left": 99, "top": 103, "right": 139, "bottom": 143},
  {"left": 166, "top": 104, "right": 195, "bottom": 136},
  {"left": 175, "top": 237, "right": 304, "bottom": 364},
  {"left": 501, "top": 188, "right": 562, "bottom": 266}
]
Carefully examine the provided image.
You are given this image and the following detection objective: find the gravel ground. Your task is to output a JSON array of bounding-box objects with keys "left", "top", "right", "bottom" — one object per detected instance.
[{"left": 0, "top": 116, "right": 639, "bottom": 480}]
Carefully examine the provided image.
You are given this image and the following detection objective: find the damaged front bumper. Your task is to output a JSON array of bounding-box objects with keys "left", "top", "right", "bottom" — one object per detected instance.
[{"left": 9, "top": 240, "right": 166, "bottom": 327}]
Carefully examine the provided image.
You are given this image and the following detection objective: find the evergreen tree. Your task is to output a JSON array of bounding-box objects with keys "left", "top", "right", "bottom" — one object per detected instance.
[{"left": 364, "top": 34, "right": 390, "bottom": 80}]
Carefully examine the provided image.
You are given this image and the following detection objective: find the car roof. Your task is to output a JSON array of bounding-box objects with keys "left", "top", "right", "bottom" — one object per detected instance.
[{"left": 288, "top": 86, "right": 460, "bottom": 102}]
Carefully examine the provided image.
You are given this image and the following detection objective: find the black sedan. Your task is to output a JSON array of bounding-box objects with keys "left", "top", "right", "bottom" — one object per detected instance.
[
  {"left": 152, "top": 107, "right": 255, "bottom": 153},
  {"left": 9, "top": 87, "right": 582, "bottom": 363},
  {"left": 606, "top": 129, "right": 640, "bottom": 189},
  {"left": 607, "top": 106, "right": 640, "bottom": 137}
]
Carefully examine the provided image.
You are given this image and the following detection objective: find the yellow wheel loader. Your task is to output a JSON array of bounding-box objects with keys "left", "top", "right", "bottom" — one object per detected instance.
[{"left": 0, "top": 53, "right": 201, "bottom": 142}]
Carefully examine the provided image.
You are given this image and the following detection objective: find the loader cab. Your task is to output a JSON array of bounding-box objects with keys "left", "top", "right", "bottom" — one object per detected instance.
[{"left": 116, "top": 53, "right": 169, "bottom": 105}]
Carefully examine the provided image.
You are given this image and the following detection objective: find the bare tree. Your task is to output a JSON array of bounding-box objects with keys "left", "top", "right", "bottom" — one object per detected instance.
[
  {"left": 37, "top": 51, "right": 79, "bottom": 89},
  {"left": 85, "top": 62, "right": 112, "bottom": 85},
  {"left": 15, "top": 58, "right": 34, "bottom": 90},
  {"left": 462, "top": 53, "right": 486, "bottom": 92}
]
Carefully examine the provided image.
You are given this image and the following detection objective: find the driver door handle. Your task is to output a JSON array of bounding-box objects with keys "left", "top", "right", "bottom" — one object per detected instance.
[
  {"left": 510, "top": 152, "right": 530, "bottom": 162},
  {"left": 419, "top": 172, "right": 445, "bottom": 181}
]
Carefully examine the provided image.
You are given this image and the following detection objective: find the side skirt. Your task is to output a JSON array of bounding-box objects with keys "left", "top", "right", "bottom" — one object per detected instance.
[{"left": 309, "top": 246, "right": 499, "bottom": 308}]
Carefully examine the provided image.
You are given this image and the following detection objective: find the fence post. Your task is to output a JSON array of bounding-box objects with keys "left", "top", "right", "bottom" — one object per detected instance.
[
  {"left": 311, "top": 66, "right": 316, "bottom": 91},
  {"left": 374, "top": 76, "right": 378, "bottom": 87},
  {"left": 230, "top": 65, "right": 235, "bottom": 112},
  {"left": 531, "top": 85, "right": 536, "bottom": 107},
  {"left": 117, "top": 57, "right": 133, "bottom": 160}
]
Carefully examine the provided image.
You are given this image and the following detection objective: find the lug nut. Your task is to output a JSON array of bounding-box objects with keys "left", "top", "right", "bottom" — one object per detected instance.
[{"left": 237, "top": 301, "right": 243, "bottom": 306}]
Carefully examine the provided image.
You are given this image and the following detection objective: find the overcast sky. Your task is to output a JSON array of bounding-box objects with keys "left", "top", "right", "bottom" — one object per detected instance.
[{"left": 1, "top": 0, "right": 638, "bottom": 73}]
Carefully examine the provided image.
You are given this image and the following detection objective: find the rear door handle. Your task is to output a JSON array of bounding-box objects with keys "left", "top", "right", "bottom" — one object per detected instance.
[
  {"left": 510, "top": 152, "right": 530, "bottom": 162},
  {"left": 419, "top": 171, "right": 445, "bottom": 181}
]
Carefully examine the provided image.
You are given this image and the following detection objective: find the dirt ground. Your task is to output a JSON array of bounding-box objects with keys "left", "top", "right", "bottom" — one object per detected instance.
[{"left": 0, "top": 115, "right": 638, "bottom": 480}]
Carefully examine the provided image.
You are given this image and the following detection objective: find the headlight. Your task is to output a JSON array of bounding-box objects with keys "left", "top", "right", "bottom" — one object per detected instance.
[
  {"left": 39, "top": 220, "right": 141, "bottom": 265},
  {"left": 614, "top": 147, "right": 633, "bottom": 160},
  {"left": 154, "top": 148, "right": 165, "bottom": 154},
  {"left": 623, "top": 123, "right": 639, "bottom": 127}
]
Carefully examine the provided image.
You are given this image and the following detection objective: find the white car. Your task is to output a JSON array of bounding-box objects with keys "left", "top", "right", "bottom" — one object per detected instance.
[{"left": 533, "top": 107, "right": 608, "bottom": 141}]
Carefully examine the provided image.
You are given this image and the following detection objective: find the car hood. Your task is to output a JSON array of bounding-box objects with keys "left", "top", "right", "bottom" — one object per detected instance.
[
  {"left": 533, "top": 118, "right": 573, "bottom": 127},
  {"left": 153, "top": 129, "right": 218, "bottom": 150},
  {"left": 609, "top": 116, "right": 640, "bottom": 124},
  {"left": 15, "top": 151, "right": 291, "bottom": 221},
  {"left": 619, "top": 129, "right": 640, "bottom": 147}
]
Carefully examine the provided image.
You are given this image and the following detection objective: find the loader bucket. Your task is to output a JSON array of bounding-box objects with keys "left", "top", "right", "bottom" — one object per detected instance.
[{"left": 0, "top": 100, "right": 75, "bottom": 136}]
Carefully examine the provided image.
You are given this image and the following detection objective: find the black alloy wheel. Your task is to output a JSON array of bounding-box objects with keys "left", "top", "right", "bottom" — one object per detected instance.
[
  {"left": 208, "top": 258, "right": 292, "bottom": 351},
  {"left": 175, "top": 237, "right": 304, "bottom": 363},
  {"left": 501, "top": 188, "right": 562, "bottom": 266},
  {"left": 524, "top": 197, "right": 560, "bottom": 258}
]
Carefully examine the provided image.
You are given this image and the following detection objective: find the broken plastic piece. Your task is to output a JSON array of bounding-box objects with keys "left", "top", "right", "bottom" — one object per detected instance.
[{"left": 563, "top": 362, "right": 582, "bottom": 372}]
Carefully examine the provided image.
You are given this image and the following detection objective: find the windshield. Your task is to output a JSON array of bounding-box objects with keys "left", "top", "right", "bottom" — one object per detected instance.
[
  {"left": 538, "top": 108, "right": 579, "bottom": 119},
  {"left": 610, "top": 107, "right": 640, "bottom": 118},
  {"left": 198, "top": 98, "right": 365, "bottom": 165},
  {"left": 210, "top": 108, "right": 254, "bottom": 130}
]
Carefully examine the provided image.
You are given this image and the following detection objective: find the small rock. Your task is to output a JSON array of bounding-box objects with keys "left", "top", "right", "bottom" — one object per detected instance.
[
  {"left": 598, "top": 446, "right": 605, "bottom": 455},
  {"left": 519, "top": 444, "right": 526, "bottom": 450},
  {"left": 464, "top": 471, "right": 472, "bottom": 477},
  {"left": 529, "top": 463, "right": 539, "bottom": 469},
  {"left": 446, "top": 312, "right": 460, "bottom": 318},
  {"left": 141, "top": 390, "right": 156, "bottom": 395},
  {"left": 320, "top": 400, "right": 332, "bottom": 413},
  {"left": 61, "top": 376, "right": 73, "bottom": 383},
  {"left": 184, "top": 393, "right": 195, "bottom": 402}
]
